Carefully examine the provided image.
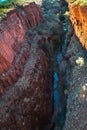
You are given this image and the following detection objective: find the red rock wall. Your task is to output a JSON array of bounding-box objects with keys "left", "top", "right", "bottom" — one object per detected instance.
[
  {"left": 0, "top": 2, "right": 43, "bottom": 74},
  {"left": 0, "top": 2, "right": 53, "bottom": 130},
  {"left": 0, "top": 45, "right": 52, "bottom": 130},
  {"left": 0, "top": 2, "right": 43, "bottom": 93}
]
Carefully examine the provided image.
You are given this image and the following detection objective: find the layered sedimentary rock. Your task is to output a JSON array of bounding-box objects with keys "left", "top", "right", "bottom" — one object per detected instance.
[
  {"left": 0, "top": 40, "right": 52, "bottom": 129},
  {"left": 0, "top": 2, "right": 43, "bottom": 93},
  {"left": 0, "top": 0, "right": 66, "bottom": 128},
  {"left": 0, "top": 2, "right": 53, "bottom": 130},
  {"left": 68, "top": 0, "right": 87, "bottom": 50}
]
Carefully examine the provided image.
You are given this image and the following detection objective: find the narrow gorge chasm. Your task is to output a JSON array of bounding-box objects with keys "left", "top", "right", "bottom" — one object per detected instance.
[{"left": 0, "top": 0, "right": 87, "bottom": 130}]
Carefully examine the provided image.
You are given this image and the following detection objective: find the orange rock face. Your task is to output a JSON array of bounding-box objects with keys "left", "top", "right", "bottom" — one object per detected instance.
[{"left": 68, "top": 0, "right": 87, "bottom": 50}]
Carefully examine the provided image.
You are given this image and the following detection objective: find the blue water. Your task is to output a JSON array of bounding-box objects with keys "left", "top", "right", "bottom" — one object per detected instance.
[
  {"left": 0, "top": 0, "right": 13, "bottom": 6},
  {"left": 53, "top": 53, "right": 63, "bottom": 110},
  {"left": 57, "top": 53, "right": 63, "bottom": 64},
  {"left": 53, "top": 72, "right": 59, "bottom": 109},
  {"left": 53, "top": 52, "right": 66, "bottom": 127},
  {"left": 0, "top": 0, "right": 7, "bottom": 2}
]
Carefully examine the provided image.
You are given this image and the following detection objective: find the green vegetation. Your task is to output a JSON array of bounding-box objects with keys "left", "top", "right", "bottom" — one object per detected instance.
[
  {"left": 70, "top": 0, "right": 87, "bottom": 5},
  {"left": 0, "top": 0, "right": 33, "bottom": 20},
  {"left": 0, "top": 6, "right": 14, "bottom": 20},
  {"left": 0, "top": 0, "right": 14, "bottom": 7}
]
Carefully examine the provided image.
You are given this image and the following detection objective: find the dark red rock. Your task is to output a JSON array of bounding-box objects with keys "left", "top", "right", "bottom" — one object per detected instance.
[
  {"left": 0, "top": 2, "right": 52, "bottom": 130},
  {"left": 0, "top": 2, "right": 43, "bottom": 89},
  {"left": 0, "top": 2, "right": 43, "bottom": 74},
  {"left": 0, "top": 47, "right": 52, "bottom": 130}
]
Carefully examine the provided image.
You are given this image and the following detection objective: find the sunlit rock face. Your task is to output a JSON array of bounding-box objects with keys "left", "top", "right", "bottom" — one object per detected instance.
[
  {"left": 0, "top": 2, "right": 43, "bottom": 85},
  {"left": 34, "top": 0, "right": 43, "bottom": 5},
  {"left": 0, "top": 2, "right": 53, "bottom": 130},
  {"left": 68, "top": 0, "right": 87, "bottom": 50}
]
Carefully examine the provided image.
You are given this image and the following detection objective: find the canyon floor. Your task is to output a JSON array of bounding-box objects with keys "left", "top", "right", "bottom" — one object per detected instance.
[{"left": 0, "top": 0, "right": 87, "bottom": 130}]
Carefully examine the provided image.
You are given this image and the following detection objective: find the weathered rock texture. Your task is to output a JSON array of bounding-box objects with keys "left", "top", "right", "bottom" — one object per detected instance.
[
  {"left": 63, "top": 33, "right": 87, "bottom": 130},
  {"left": 0, "top": 2, "right": 53, "bottom": 130},
  {"left": 0, "top": 2, "right": 43, "bottom": 93},
  {"left": 68, "top": 0, "right": 87, "bottom": 50},
  {"left": 0, "top": 0, "right": 65, "bottom": 128}
]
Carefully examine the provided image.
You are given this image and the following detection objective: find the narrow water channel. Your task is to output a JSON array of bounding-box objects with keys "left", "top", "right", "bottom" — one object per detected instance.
[
  {"left": 52, "top": 2, "right": 69, "bottom": 129},
  {"left": 29, "top": 0, "right": 69, "bottom": 129}
]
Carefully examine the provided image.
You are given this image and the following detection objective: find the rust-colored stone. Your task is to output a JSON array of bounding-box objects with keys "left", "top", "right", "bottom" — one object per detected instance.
[
  {"left": 0, "top": 2, "right": 43, "bottom": 89},
  {"left": 0, "top": 2, "right": 53, "bottom": 130},
  {"left": 0, "top": 2, "right": 43, "bottom": 74},
  {"left": 68, "top": 0, "right": 87, "bottom": 50}
]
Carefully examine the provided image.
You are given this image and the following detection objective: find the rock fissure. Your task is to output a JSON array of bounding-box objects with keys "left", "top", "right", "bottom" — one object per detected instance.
[
  {"left": 0, "top": 0, "right": 87, "bottom": 130},
  {"left": 0, "top": 0, "right": 69, "bottom": 129}
]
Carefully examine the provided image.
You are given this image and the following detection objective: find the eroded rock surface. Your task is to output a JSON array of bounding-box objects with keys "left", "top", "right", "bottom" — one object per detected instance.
[
  {"left": 0, "top": 2, "right": 53, "bottom": 130},
  {"left": 63, "top": 33, "right": 87, "bottom": 130},
  {"left": 0, "top": 1, "right": 64, "bottom": 129},
  {"left": 0, "top": 2, "right": 43, "bottom": 93},
  {"left": 68, "top": 0, "right": 87, "bottom": 50}
]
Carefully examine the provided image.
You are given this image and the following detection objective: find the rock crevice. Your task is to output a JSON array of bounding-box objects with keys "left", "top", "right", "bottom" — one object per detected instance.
[{"left": 0, "top": 1, "right": 64, "bottom": 129}]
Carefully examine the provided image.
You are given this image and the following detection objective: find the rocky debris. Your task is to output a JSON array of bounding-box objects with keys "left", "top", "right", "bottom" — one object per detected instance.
[
  {"left": 68, "top": 0, "right": 87, "bottom": 50},
  {"left": 63, "top": 32, "right": 87, "bottom": 130}
]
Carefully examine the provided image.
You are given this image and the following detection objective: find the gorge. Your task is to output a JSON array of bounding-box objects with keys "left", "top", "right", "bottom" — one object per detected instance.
[{"left": 0, "top": 0, "right": 87, "bottom": 130}]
